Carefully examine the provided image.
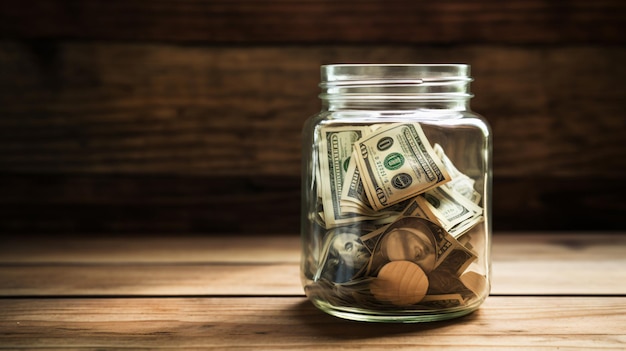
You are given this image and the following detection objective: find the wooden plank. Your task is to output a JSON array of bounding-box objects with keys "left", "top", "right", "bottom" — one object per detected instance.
[
  {"left": 1, "top": 43, "right": 625, "bottom": 178},
  {"left": 494, "top": 261, "right": 626, "bottom": 295},
  {"left": 492, "top": 233, "right": 626, "bottom": 295},
  {"left": 1, "top": 259, "right": 625, "bottom": 296},
  {"left": 1, "top": 42, "right": 624, "bottom": 232},
  {"left": 0, "top": 297, "right": 624, "bottom": 349},
  {"left": 3, "top": 233, "right": 624, "bottom": 264},
  {"left": 0, "top": 175, "right": 623, "bottom": 233},
  {"left": 0, "top": 264, "right": 302, "bottom": 297},
  {"left": 492, "top": 233, "right": 626, "bottom": 262},
  {"left": 1, "top": 234, "right": 624, "bottom": 296},
  {"left": 0, "top": 234, "right": 301, "bottom": 264},
  {"left": 0, "top": 174, "right": 302, "bottom": 234},
  {"left": 1, "top": 0, "right": 624, "bottom": 44},
  {"left": 493, "top": 177, "right": 625, "bottom": 231}
]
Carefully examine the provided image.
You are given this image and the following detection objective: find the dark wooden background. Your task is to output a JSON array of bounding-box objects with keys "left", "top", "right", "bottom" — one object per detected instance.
[{"left": 1, "top": 0, "right": 624, "bottom": 235}]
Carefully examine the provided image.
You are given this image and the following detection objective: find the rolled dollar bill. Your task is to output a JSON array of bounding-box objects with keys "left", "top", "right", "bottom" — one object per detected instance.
[
  {"left": 354, "top": 123, "right": 451, "bottom": 210},
  {"left": 416, "top": 186, "right": 481, "bottom": 232},
  {"left": 403, "top": 189, "right": 483, "bottom": 238},
  {"left": 449, "top": 215, "right": 484, "bottom": 238}
]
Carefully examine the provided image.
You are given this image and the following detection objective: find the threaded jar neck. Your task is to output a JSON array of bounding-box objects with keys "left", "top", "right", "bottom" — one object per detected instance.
[{"left": 319, "top": 64, "right": 473, "bottom": 111}]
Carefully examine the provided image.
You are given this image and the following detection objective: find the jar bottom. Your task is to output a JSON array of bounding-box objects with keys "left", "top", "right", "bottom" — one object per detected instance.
[{"left": 309, "top": 296, "right": 485, "bottom": 323}]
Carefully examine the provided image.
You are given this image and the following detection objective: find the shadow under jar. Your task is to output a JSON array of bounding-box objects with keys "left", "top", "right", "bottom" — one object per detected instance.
[{"left": 300, "top": 64, "right": 492, "bottom": 322}]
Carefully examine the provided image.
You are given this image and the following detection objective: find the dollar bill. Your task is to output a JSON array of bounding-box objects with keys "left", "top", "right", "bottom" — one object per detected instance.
[
  {"left": 402, "top": 197, "right": 430, "bottom": 219},
  {"left": 433, "top": 143, "right": 482, "bottom": 205},
  {"left": 448, "top": 215, "right": 484, "bottom": 238},
  {"left": 403, "top": 196, "right": 483, "bottom": 239},
  {"left": 340, "top": 150, "right": 374, "bottom": 214},
  {"left": 403, "top": 185, "right": 480, "bottom": 237},
  {"left": 416, "top": 186, "right": 481, "bottom": 232},
  {"left": 340, "top": 150, "right": 410, "bottom": 225},
  {"left": 433, "top": 143, "right": 463, "bottom": 179},
  {"left": 353, "top": 123, "right": 451, "bottom": 210},
  {"left": 446, "top": 176, "right": 482, "bottom": 205},
  {"left": 314, "top": 227, "right": 371, "bottom": 283},
  {"left": 359, "top": 216, "right": 477, "bottom": 277},
  {"left": 387, "top": 147, "right": 484, "bottom": 238},
  {"left": 307, "top": 217, "right": 483, "bottom": 308},
  {"left": 318, "top": 125, "right": 373, "bottom": 227}
]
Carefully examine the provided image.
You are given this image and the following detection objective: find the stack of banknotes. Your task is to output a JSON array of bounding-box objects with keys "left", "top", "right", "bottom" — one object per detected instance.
[{"left": 307, "top": 122, "right": 487, "bottom": 309}]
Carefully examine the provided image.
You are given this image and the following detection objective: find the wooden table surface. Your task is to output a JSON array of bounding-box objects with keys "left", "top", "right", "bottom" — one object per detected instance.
[{"left": 1, "top": 232, "right": 625, "bottom": 350}]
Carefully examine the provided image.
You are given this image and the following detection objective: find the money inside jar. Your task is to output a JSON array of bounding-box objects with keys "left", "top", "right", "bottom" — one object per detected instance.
[{"left": 308, "top": 122, "right": 487, "bottom": 310}]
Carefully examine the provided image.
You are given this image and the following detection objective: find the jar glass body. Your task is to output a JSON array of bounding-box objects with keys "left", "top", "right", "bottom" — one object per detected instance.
[{"left": 300, "top": 64, "right": 492, "bottom": 322}]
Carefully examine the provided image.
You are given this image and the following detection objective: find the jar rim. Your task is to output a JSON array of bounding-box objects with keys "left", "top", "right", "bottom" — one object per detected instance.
[
  {"left": 321, "top": 64, "right": 471, "bottom": 84},
  {"left": 319, "top": 64, "right": 473, "bottom": 102}
]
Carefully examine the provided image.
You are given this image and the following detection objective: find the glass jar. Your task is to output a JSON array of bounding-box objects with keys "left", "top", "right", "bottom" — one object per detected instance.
[{"left": 300, "top": 64, "right": 492, "bottom": 322}]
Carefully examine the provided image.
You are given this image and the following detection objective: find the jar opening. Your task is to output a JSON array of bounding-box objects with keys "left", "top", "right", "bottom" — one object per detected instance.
[
  {"left": 320, "top": 64, "right": 473, "bottom": 102},
  {"left": 322, "top": 64, "right": 471, "bottom": 83}
]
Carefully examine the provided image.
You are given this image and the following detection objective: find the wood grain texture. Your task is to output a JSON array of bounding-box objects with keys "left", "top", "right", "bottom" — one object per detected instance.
[
  {"left": 1, "top": 43, "right": 625, "bottom": 177},
  {"left": 1, "top": 0, "right": 624, "bottom": 44},
  {"left": 1, "top": 233, "right": 625, "bottom": 296},
  {"left": 0, "top": 174, "right": 623, "bottom": 233},
  {"left": 0, "top": 264, "right": 302, "bottom": 296},
  {"left": 1, "top": 2, "right": 625, "bottom": 233},
  {"left": 0, "top": 297, "right": 625, "bottom": 349},
  {"left": 1, "top": 260, "right": 625, "bottom": 296},
  {"left": 0, "top": 233, "right": 624, "bottom": 349},
  {"left": 0, "top": 234, "right": 302, "bottom": 264},
  {"left": 0, "top": 174, "right": 301, "bottom": 234},
  {"left": 3, "top": 232, "right": 625, "bottom": 263}
]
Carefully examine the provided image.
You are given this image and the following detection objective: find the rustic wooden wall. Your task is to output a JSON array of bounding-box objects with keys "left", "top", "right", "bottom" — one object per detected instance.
[{"left": 1, "top": 1, "right": 625, "bottom": 234}]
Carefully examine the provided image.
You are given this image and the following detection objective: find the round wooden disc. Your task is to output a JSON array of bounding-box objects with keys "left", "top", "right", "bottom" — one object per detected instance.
[{"left": 370, "top": 260, "right": 429, "bottom": 306}]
